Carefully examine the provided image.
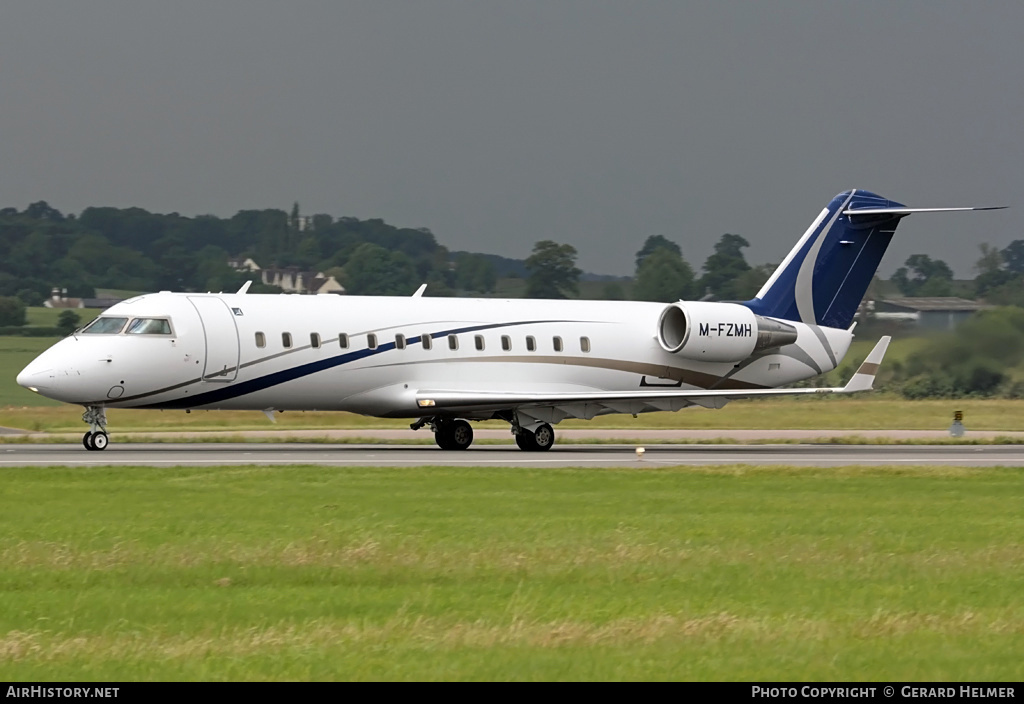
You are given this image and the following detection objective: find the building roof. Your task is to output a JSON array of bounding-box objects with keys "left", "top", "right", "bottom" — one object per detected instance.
[
  {"left": 878, "top": 297, "right": 988, "bottom": 312},
  {"left": 82, "top": 298, "right": 125, "bottom": 309}
]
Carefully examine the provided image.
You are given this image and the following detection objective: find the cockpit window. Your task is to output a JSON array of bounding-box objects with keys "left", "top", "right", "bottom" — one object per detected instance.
[
  {"left": 81, "top": 317, "right": 129, "bottom": 334},
  {"left": 125, "top": 318, "right": 172, "bottom": 335}
]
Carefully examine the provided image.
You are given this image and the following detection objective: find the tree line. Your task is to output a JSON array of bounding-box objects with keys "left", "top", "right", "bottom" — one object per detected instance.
[
  {"left": 3, "top": 197, "right": 1024, "bottom": 311},
  {"left": 5, "top": 199, "right": 1024, "bottom": 399},
  {"left": 0, "top": 200, "right": 774, "bottom": 306}
]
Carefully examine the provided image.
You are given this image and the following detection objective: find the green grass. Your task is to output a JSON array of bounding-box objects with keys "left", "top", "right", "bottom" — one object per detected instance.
[
  {"left": 0, "top": 464, "right": 1021, "bottom": 680},
  {"left": 2, "top": 396, "right": 1022, "bottom": 434},
  {"left": 24, "top": 307, "right": 102, "bottom": 328},
  {"left": 0, "top": 338, "right": 67, "bottom": 407}
]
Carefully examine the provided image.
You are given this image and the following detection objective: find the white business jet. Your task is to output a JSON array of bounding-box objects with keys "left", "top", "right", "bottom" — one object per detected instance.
[{"left": 16, "top": 190, "right": 1002, "bottom": 451}]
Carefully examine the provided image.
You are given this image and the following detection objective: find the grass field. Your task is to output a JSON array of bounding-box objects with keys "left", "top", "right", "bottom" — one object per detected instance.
[
  {"left": 0, "top": 464, "right": 1020, "bottom": 680},
  {"left": 24, "top": 307, "right": 102, "bottom": 328},
  {"left": 1, "top": 396, "right": 1022, "bottom": 435},
  {"left": 0, "top": 338, "right": 66, "bottom": 407}
]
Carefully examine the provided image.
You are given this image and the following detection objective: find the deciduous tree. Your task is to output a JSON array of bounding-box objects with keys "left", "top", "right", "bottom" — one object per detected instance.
[{"left": 525, "top": 241, "right": 580, "bottom": 299}]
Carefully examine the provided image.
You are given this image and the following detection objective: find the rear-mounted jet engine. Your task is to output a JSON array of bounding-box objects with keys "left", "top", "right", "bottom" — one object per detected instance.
[{"left": 656, "top": 301, "right": 798, "bottom": 362}]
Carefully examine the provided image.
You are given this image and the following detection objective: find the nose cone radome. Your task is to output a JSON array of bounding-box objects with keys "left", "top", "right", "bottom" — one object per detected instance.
[{"left": 16, "top": 359, "right": 58, "bottom": 395}]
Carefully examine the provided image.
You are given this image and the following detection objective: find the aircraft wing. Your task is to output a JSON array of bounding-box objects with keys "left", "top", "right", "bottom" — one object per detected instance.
[{"left": 416, "top": 336, "right": 890, "bottom": 413}]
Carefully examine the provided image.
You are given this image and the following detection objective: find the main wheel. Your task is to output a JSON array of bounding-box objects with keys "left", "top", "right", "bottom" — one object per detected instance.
[
  {"left": 83, "top": 432, "right": 95, "bottom": 451},
  {"left": 515, "top": 424, "right": 555, "bottom": 452},
  {"left": 434, "top": 426, "right": 452, "bottom": 450},
  {"left": 532, "top": 423, "right": 555, "bottom": 451},
  {"left": 434, "top": 419, "right": 474, "bottom": 450},
  {"left": 91, "top": 432, "right": 109, "bottom": 451},
  {"left": 449, "top": 419, "right": 473, "bottom": 450},
  {"left": 515, "top": 431, "right": 536, "bottom": 451}
]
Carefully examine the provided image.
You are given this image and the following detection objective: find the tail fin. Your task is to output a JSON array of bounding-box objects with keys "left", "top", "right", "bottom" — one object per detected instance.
[
  {"left": 743, "top": 190, "right": 904, "bottom": 329},
  {"left": 744, "top": 190, "right": 1005, "bottom": 329}
]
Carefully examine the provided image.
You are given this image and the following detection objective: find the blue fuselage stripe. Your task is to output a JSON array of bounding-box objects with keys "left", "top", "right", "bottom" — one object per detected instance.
[{"left": 138, "top": 319, "right": 565, "bottom": 409}]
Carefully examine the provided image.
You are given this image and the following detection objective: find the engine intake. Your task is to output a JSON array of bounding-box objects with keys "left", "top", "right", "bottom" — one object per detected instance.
[{"left": 657, "top": 301, "right": 797, "bottom": 362}]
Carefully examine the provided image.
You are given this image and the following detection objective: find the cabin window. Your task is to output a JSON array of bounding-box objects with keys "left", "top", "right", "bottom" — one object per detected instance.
[
  {"left": 448, "top": 334, "right": 459, "bottom": 351},
  {"left": 553, "top": 336, "right": 563, "bottom": 352},
  {"left": 282, "top": 332, "right": 292, "bottom": 348},
  {"left": 367, "top": 333, "right": 378, "bottom": 350},
  {"left": 339, "top": 333, "right": 349, "bottom": 349},
  {"left": 255, "top": 332, "right": 266, "bottom": 348},
  {"left": 422, "top": 334, "right": 433, "bottom": 350},
  {"left": 126, "top": 318, "right": 172, "bottom": 335},
  {"left": 474, "top": 335, "right": 485, "bottom": 351},
  {"left": 580, "top": 336, "right": 591, "bottom": 353},
  {"left": 526, "top": 335, "right": 536, "bottom": 352},
  {"left": 501, "top": 335, "right": 512, "bottom": 351},
  {"left": 82, "top": 317, "right": 129, "bottom": 334},
  {"left": 396, "top": 334, "right": 407, "bottom": 350},
  {"left": 310, "top": 333, "right": 321, "bottom": 349}
]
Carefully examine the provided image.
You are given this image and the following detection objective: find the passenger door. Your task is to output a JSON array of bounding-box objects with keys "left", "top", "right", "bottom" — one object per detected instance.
[{"left": 187, "top": 296, "right": 240, "bottom": 382}]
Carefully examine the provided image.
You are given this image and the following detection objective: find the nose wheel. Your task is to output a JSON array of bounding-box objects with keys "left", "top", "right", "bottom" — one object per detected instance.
[
  {"left": 81, "top": 405, "right": 110, "bottom": 451},
  {"left": 83, "top": 431, "right": 109, "bottom": 451}
]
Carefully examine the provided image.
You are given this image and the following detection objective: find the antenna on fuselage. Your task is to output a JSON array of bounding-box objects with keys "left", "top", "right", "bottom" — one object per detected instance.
[
  {"left": 236, "top": 281, "right": 252, "bottom": 295},
  {"left": 412, "top": 283, "right": 427, "bottom": 297}
]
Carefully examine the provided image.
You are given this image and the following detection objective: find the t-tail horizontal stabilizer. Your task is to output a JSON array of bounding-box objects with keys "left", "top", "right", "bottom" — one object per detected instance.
[
  {"left": 839, "top": 335, "right": 891, "bottom": 393},
  {"left": 843, "top": 206, "right": 1006, "bottom": 219}
]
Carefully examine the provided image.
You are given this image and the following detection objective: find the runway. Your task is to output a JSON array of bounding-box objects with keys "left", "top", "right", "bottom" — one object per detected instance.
[{"left": 2, "top": 442, "right": 1022, "bottom": 467}]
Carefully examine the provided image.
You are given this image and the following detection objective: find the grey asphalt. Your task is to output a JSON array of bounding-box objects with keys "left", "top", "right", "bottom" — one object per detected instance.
[
  {"left": 1, "top": 443, "right": 1022, "bottom": 468},
  {"left": 11, "top": 428, "right": 1024, "bottom": 442}
]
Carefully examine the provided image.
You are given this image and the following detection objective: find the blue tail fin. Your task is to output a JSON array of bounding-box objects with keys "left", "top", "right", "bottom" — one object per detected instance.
[{"left": 743, "top": 189, "right": 906, "bottom": 329}]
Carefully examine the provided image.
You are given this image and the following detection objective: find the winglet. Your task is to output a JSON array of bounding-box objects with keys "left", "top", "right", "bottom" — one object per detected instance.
[
  {"left": 236, "top": 281, "right": 252, "bottom": 295},
  {"left": 841, "top": 336, "right": 891, "bottom": 392}
]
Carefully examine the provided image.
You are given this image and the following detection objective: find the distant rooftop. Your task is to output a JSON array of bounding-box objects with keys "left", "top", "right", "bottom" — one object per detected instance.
[{"left": 878, "top": 297, "right": 988, "bottom": 312}]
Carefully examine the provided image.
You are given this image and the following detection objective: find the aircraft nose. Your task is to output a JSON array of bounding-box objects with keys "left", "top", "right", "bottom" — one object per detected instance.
[{"left": 16, "top": 361, "right": 57, "bottom": 394}]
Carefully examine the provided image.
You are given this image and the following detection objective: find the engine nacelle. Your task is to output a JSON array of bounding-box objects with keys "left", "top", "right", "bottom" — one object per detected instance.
[{"left": 656, "top": 301, "right": 798, "bottom": 363}]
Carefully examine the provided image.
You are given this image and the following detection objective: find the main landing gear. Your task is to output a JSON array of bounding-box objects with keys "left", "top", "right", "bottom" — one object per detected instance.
[
  {"left": 433, "top": 418, "right": 474, "bottom": 450},
  {"left": 411, "top": 416, "right": 556, "bottom": 452},
  {"left": 514, "top": 423, "right": 555, "bottom": 452},
  {"left": 82, "top": 405, "right": 109, "bottom": 451},
  {"left": 409, "top": 417, "right": 477, "bottom": 450}
]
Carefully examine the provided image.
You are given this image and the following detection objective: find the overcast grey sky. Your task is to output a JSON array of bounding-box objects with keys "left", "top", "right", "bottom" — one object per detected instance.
[{"left": 1, "top": 1, "right": 1020, "bottom": 277}]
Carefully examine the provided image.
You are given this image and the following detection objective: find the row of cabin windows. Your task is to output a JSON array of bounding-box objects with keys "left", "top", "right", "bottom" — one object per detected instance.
[{"left": 253, "top": 332, "right": 592, "bottom": 353}]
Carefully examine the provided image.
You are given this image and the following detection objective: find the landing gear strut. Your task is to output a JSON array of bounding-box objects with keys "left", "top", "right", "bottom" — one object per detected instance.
[{"left": 82, "top": 405, "right": 109, "bottom": 451}]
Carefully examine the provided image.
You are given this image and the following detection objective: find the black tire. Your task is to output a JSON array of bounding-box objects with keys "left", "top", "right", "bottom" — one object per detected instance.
[
  {"left": 83, "top": 432, "right": 95, "bottom": 451},
  {"left": 435, "top": 420, "right": 473, "bottom": 450},
  {"left": 91, "top": 432, "right": 109, "bottom": 451},
  {"left": 451, "top": 420, "right": 473, "bottom": 450},
  {"left": 515, "top": 424, "right": 555, "bottom": 452},
  {"left": 515, "top": 431, "right": 536, "bottom": 451},
  {"left": 434, "top": 426, "right": 453, "bottom": 450}
]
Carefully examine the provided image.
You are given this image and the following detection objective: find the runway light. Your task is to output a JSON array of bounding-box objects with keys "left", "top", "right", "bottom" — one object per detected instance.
[
  {"left": 418, "top": 399, "right": 436, "bottom": 408},
  {"left": 635, "top": 447, "right": 645, "bottom": 459}
]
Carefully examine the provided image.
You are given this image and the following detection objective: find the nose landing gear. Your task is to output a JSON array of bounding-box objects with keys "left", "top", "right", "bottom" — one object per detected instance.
[{"left": 82, "top": 406, "right": 109, "bottom": 451}]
